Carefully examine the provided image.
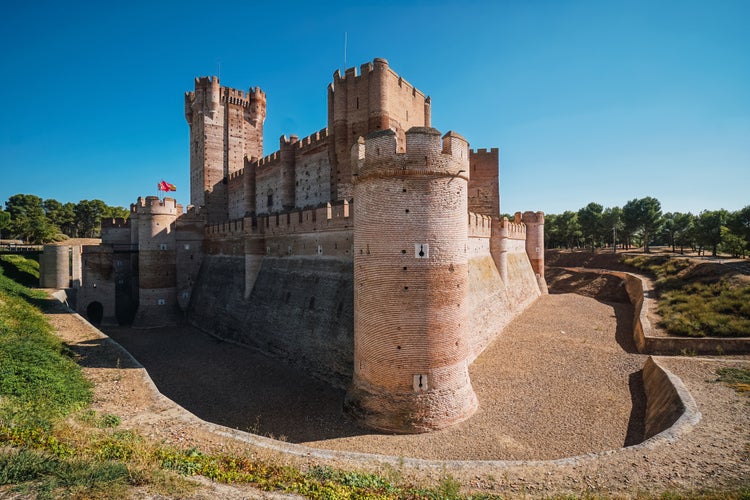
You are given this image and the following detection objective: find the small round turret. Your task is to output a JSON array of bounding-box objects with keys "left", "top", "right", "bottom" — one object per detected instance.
[{"left": 131, "top": 196, "right": 181, "bottom": 327}]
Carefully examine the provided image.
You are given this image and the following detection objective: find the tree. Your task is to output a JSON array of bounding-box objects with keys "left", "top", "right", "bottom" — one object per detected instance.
[
  {"left": 622, "top": 197, "right": 662, "bottom": 253},
  {"left": 720, "top": 227, "right": 746, "bottom": 258},
  {"left": 727, "top": 205, "right": 750, "bottom": 254},
  {"left": 75, "top": 199, "right": 109, "bottom": 238},
  {"left": 601, "top": 206, "right": 623, "bottom": 252},
  {"left": 695, "top": 209, "right": 729, "bottom": 257},
  {"left": 557, "top": 211, "right": 582, "bottom": 249},
  {"left": 577, "top": 202, "right": 603, "bottom": 252},
  {"left": 103, "top": 205, "right": 130, "bottom": 220},
  {"left": 44, "top": 199, "right": 77, "bottom": 237},
  {"left": 0, "top": 208, "right": 9, "bottom": 240},
  {"left": 672, "top": 212, "right": 695, "bottom": 254},
  {"left": 4, "top": 194, "right": 58, "bottom": 243}
]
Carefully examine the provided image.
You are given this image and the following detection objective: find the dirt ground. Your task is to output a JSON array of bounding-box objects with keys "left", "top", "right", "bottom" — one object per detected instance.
[{"left": 41, "top": 283, "right": 750, "bottom": 498}]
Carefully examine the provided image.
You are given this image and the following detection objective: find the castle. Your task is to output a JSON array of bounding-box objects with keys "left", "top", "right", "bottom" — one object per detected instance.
[{"left": 51, "top": 58, "right": 547, "bottom": 433}]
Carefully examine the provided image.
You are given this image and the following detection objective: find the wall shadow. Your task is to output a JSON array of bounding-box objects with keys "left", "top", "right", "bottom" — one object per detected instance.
[
  {"left": 102, "top": 324, "right": 368, "bottom": 443},
  {"left": 64, "top": 337, "right": 142, "bottom": 370},
  {"left": 624, "top": 369, "right": 646, "bottom": 446}
]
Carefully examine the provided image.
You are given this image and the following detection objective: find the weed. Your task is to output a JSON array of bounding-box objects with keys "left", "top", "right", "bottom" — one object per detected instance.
[{"left": 716, "top": 367, "right": 750, "bottom": 395}]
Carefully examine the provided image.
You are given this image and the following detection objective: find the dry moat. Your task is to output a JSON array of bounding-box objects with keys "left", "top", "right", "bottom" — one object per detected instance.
[{"left": 103, "top": 290, "right": 645, "bottom": 461}]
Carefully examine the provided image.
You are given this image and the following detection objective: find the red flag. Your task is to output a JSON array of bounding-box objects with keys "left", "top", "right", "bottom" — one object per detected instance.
[{"left": 158, "top": 180, "right": 177, "bottom": 192}]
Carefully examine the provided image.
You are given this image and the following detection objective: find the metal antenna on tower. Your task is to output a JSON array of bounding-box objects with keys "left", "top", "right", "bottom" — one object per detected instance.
[
  {"left": 217, "top": 60, "right": 221, "bottom": 80},
  {"left": 344, "top": 32, "right": 347, "bottom": 69}
]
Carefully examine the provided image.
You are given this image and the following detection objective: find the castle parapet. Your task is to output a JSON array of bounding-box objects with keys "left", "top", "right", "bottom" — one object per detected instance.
[
  {"left": 501, "top": 216, "right": 526, "bottom": 240},
  {"left": 331, "top": 58, "right": 428, "bottom": 102},
  {"left": 294, "top": 127, "right": 329, "bottom": 152},
  {"left": 132, "top": 196, "right": 182, "bottom": 216},
  {"left": 353, "top": 127, "right": 469, "bottom": 180},
  {"left": 468, "top": 212, "right": 492, "bottom": 238}
]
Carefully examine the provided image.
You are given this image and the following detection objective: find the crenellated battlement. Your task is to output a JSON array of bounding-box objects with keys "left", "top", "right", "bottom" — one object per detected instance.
[
  {"left": 204, "top": 200, "right": 351, "bottom": 239},
  {"left": 500, "top": 216, "right": 527, "bottom": 240},
  {"left": 468, "top": 212, "right": 492, "bottom": 237},
  {"left": 101, "top": 218, "right": 130, "bottom": 229},
  {"left": 331, "top": 58, "right": 427, "bottom": 101},
  {"left": 228, "top": 168, "right": 245, "bottom": 181},
  {"left": 194, "top": 75, "right": 219, "bottom": 86},
  {"left": 221, "top": 86, "right": 266, "bottom": 108},
  {"left": 253, "top": 151, "right": 281, "bottom": 169},
  {"left": 353, "top": 127, "right": 469, "bottom": 180},
  {"left": 131, "top": 196, "right": 182, "bottom": 216},
  {"left": 470, "top": 147, "right": 500, "bottom": 155},
  {"left": 294, "top": 127, "right": 329, "bottom": 151}
]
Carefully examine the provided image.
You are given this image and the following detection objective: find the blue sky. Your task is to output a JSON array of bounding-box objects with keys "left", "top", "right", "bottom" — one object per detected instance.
[{"left": 1, "top": 0, "right": 748, "bottom": 216}]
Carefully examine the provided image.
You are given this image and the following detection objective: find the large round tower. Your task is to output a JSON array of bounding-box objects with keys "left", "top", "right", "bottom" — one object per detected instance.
[
  {"left": 131, "top": 196, "right": 181, "bottom": 328},
  {"left": 345, "top": 127, "right": 478, "bottom": 433}
]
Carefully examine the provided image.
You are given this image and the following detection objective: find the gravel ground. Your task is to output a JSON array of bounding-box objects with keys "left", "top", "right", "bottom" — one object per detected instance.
[
  {"left": 102, "top": 294, "right": 643, "bottom": 461},
  {"left": 43, "top": 291, "right": 750, "bottom": 498}
]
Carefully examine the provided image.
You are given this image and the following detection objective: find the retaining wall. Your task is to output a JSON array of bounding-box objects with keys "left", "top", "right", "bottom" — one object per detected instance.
[{"left": 619, "top": 272, "right": 750, "bottom": 355}]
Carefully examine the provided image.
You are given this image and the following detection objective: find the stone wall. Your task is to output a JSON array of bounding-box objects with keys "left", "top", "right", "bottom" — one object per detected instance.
[{"left": 188, "top": 254, "right": 354, "bottom": 388}]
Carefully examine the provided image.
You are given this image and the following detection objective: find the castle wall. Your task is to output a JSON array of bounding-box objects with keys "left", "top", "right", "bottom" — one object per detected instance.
[
  {"left": 175, "top": 212, "right": 205, "bottom": 311},
  {"left": 77, "top": 245, "right": 116, "bottom": 324},
  {"left": 188, "top": 254, "right": 354, "bottom": 388},
  {"left": 227, "top": 168, "right": 247, "bottom": 220},
  {"left": 101, "top": 218, "right": 131, "bottom": 245},
  {"left": 40, "top": 245, "right": 71, "bottom": 289},
  {"left": 295, "top": 144, "right": 331, "bottom": 209},
  {"left": 255, "top": 153, "right": 284, "bottom": 214},
  {"left": 468, "top": 148, "right": 500, "bottom": 217}
]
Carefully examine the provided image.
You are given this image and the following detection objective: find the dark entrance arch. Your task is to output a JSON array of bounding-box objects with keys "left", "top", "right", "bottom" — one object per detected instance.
[{"left": 86, "top": 301, "right": 104, "bottom": 325}]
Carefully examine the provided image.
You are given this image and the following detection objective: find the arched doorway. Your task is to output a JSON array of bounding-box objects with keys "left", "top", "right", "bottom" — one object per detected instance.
[{"left": 86, "top": 301, "right": 104, "bottom": 325}]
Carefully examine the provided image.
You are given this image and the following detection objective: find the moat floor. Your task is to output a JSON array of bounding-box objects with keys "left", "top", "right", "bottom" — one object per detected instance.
[{"left": 104, "top": 293, "right": 645, "bottom": 461}]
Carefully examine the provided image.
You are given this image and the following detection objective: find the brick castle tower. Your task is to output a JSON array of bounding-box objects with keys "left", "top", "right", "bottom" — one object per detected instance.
[
  {"left": 345, "top": 127, "right": 478, "bottom": 433},
  {"left": 185, "top": 77, "right": 266, "bottom": 223}
]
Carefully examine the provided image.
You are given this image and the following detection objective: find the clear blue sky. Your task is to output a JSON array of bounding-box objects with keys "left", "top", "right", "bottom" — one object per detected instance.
[{"left": 1, "top": 0, "right": 748, "bottom": 216}]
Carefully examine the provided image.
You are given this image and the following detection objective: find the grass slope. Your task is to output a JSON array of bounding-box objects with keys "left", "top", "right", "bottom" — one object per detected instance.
[{"left": 622, "top": 255, "right": 750, "bottom": 338}]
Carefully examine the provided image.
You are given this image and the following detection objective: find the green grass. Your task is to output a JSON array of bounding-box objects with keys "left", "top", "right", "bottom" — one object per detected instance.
[
  {"left": 622, "top": 255, "right": 750, "bottom": 337},
  {"left": 0, "top": 254, "right": 39, "bottom": 288}
]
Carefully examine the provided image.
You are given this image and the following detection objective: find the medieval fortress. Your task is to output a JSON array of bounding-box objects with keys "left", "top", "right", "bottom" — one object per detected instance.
[{"left": 43, "top": 59, "right": 546, "bottom": 433}]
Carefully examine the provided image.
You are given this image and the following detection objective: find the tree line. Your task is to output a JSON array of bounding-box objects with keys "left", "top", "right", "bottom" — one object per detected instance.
[
  {"left": 0, "top": 194, "right": 129, "bottom": 244},
  {"left": 544, "top": 197, "right": 750, "bottom": 257}
]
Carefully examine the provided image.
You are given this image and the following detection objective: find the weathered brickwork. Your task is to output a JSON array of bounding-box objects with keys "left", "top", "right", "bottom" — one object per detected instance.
[
  {"left": 185, "top": 77, "right": 266, "bottom": 223},
  {"left": 346, "top": 128, "right": 478, "bottom": 432},
  {"left": 68, "top": 58, "right": 546, "bottom": 434},
  {"left": 131, "top": 197, "right": 182, "bottom": 327},
  {"left": 468, "top": 148, "right": 500, "bottom": 216}
]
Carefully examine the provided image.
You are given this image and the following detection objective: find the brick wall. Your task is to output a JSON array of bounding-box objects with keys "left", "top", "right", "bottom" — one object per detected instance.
[{"left": 468, "top": 148, "right": 500, "bottom": 216}]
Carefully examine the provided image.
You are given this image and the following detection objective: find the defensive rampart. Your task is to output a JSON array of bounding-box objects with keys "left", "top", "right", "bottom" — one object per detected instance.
[{"left": 188, "top": 254, "right": 354, "bottom": 388}]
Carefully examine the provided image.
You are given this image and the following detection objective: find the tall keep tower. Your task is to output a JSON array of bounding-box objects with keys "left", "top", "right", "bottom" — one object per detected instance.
[
  {"left": 328, "top": 58, "right": 431, "bottom": 202},
  {"left": 345, "top": 127, "right": 478, "bottom": 433},
  {"left": 185, "top": 77, "right": 266, "bottom": 223}
]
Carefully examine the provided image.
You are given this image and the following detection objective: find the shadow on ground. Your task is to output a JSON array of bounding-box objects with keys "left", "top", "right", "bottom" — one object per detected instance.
[{"left": 102, "top": 324, "right": 368, "bottom": 443}]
